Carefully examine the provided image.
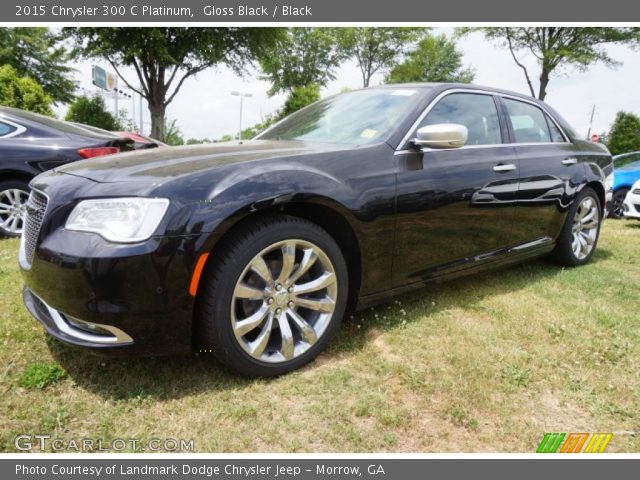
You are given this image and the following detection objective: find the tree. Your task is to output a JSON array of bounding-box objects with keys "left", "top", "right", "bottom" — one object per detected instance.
[
  {"left": 0, "top": 65, "right": 54, "bottom": 115},
  {"left": 607, "top": 111, "right": 640, "bottom": 156},
  {"left": 386, "top": 33, "right": 474, "bottom": 84},
  {"left": 64, "top": 95, "right": 121, "bottom": 130},
  {"left": 335, "top": 28, "right": 425, "bottom": 87},
  {"left": 66, "top": 27, "right": 282, "bottom": 140},
  {"left": 260, "top": 28, "right": 345, "bottom": 95},
  {"left": 469, "top": 27, "right": 640, "bottom": 100},
  {"left": 163, "top": 119, "right": 184, "bottom": 146},
  {"left": 0, "top": 28, "right": 76, "bottom": 104},
  {"left": 279, "top": 84, "right": 321, "bottom": 119}
]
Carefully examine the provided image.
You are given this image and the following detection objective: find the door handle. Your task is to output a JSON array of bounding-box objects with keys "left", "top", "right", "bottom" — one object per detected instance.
[
  {"left": 562, "top": 157, "right": 578, "bottom": 165},
  {"left": 493, "top": 163, "right": 516, "bottom": 173}
]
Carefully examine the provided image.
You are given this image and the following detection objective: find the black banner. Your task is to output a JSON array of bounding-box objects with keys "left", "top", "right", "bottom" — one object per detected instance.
[{"left": 3, "top": 0, "right": 639, "bottom": 22}]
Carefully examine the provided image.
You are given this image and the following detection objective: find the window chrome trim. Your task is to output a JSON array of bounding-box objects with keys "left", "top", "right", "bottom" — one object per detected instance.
[
  {"left": 395, "top": 88, "right": 571, "bottom": 151},
  {"left": 0, "top": 117, "right": 27, "bottom": 139}
]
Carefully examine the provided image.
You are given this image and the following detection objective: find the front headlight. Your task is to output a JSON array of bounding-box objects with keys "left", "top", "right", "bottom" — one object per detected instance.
[{"left": 66, "top": 197, "right": 170, "bottom": 243}]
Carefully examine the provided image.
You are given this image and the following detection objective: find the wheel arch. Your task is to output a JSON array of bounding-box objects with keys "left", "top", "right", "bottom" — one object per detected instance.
[{"left": 196, "top": 197, "right": 363, "bottom": 311}]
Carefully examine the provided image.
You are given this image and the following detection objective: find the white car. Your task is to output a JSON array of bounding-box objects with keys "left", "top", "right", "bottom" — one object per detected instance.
[{"left": 623, "top": 179, "right": 640, "bottom": 219}]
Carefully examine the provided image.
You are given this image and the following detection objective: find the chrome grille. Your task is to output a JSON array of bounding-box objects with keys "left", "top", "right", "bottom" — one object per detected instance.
[{"left": 23, "top": 190, "right": 48, "bottom": 265}]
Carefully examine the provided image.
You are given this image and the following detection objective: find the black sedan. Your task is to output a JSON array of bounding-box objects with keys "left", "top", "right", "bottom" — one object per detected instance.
[
  {"left": 19, "top": 84, "right": 613, "bottom": 376},
  {"left": 0, "top": 107, "right": 133, "bottom": 236}
]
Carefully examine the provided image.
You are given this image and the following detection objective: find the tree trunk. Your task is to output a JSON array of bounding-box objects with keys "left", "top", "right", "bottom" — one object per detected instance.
[
  {"left": 538, "top": 67, "right": 550, "bottom": 101},
  {"left": 149, "top": 102, "right": 165, "bottom": 141}
]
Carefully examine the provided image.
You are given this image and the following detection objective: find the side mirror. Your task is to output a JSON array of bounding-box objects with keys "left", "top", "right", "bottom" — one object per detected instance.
[{"left": 413, "top": 123, "right": 468, "bottom": 149}]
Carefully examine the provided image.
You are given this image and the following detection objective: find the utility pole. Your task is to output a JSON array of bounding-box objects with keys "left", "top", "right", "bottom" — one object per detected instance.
[
  {"left": 586, "top": 104, "right": 596, "bottom": 139},
  {"left": 231, "top": 91, "right": 252, "bottom": 142}
]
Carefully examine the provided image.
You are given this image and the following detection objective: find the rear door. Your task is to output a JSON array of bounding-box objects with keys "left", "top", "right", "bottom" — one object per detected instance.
[{"left": 499, "top": 96, "right": 583, "bottom": 244}]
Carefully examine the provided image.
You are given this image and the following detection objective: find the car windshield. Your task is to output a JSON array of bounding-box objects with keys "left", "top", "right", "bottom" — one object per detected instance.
[{"left": 258, "top": 88, "right": 426, "bottom": 145}]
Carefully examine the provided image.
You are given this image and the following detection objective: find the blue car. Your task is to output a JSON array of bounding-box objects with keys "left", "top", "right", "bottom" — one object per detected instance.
[{"left": 611, "top": 151, "right": 640, "bottom": 218}]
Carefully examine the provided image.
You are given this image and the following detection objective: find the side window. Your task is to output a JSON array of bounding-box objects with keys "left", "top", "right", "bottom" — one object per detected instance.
[
  {"left": 0, "top": 121, "right": 17, "bottom": 137},
  {"left": 504, "top": 98, "right": 561, "bottom": 143},
  {"left": 546, "top": 115, "right": 566, "bottom": 142},
  {"left": 419, "top": 93, "right": 502, "bottom": 146}
]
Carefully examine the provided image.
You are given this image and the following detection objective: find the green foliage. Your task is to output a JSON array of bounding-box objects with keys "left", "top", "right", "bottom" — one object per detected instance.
[
  {"left": 468, "top": 27, "right": 640, "bottom": 99},
  {"left": 0, "top": 28, "right": 77, "bottom": 104},
  {"left": 280, "top": 84, "right": 321, "bottom": 119},
  {"left": 386, "top": 33, "right": 474, "bottom": 84},
  {"left": 186, "top": 138, "right": 212, "bottom": 145},
  {"left": 260, "top": 28, "right": 345, "bottom": 95},
  {"left": 607, "top": 111, "right": 640, "bottom": 156},
  {"left": 219, "top": 134, "right": 234, "bottom": 143},
  {"left": 0, "top": 65, "right": 54, "bottom": 115},
  {"left": 163, "top": 118, "right": 184, "bottom": 146},
  {"left": 66, "top": 27, "right": 283, "bottom": 140},
  {"left": 64, "top": 95, "right": 121, "bottom": 130},
  {"left": 18, "top": 362, "right": 66, "bottom": 389},
  {"left": 335, "top": 28, "right": 426, "bottom": 87}
]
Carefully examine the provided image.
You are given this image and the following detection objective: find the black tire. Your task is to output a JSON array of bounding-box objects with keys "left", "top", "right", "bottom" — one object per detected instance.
[
  {"left": 0, "top": 179, "right": 30, "bottom": 238},
  {"left": 195, "top": 215, "right": 349, "bottom": 377},
  {"left": 609, "top": 188, "right": 629, "bottom": 219},
  {"left": 553, "top": 187, "right": 602, "bottom": 267}
]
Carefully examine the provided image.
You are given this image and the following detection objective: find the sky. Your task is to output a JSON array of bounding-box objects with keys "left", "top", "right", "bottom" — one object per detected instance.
[{"left": 57, "top": 29, "right": 640, "bottom": 141}]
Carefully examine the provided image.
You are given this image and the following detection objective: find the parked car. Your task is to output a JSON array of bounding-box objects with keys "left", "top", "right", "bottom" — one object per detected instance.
[
  {"left": 70, "top": 124, "right": 166, "bottom": 150},
  {"left": 19, "top": 84, "right": 612, "bottom": 376},
  {"left": 609, "top": 151, "right": 640, "bottom": 218},
  {"left": 114, "top": 132, "right": 167, "bottom": 149},
  {"left": 0, "top": 108, "right": 134, "bottom": 237},
  {"left": 623, "top": 179, "right": 640, "bottom": 219}
]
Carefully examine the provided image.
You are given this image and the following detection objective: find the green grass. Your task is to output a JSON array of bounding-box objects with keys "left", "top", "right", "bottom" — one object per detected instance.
[{"left": 1, "top": 220, "right": 639, "bottom": 452}]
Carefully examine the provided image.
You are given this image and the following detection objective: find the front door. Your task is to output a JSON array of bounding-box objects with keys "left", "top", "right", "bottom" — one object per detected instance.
[{"left": 393, "top": 91, "right": 520, "bottom": 287}]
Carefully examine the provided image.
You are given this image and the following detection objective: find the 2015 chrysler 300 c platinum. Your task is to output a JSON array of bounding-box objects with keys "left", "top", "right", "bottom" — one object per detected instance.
[{"left": 19, "top": 84, "right": 613, "bottom": 376}]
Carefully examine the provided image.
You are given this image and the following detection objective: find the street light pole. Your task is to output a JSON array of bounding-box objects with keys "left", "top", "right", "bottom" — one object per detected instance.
[{"left": 231, "top": 91, "right": 252, "bottom": 142}]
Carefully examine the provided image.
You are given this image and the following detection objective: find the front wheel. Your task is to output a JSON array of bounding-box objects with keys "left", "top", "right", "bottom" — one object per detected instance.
[
  {"left": 609, "top": 188, "right": 629, "bottom": 219},
  {"left": 195, "top": 216, "right": 349, "bottom": 377},
  {"left": 0, "top": 180, "right": 30, "bottom": 237},
  {"left": 553, "top": 187, "right": 602, "bottom": 266}
]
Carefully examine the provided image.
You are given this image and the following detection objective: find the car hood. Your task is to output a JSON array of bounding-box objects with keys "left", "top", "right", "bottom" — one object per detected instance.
[{"left": 55, "top": 140, "right": 345, "bottom": 184}]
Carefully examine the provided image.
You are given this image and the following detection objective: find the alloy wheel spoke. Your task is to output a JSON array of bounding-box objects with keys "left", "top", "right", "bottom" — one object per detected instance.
[
  {"left": 277, "top": 313, "right": 295, "bottom": 360},
  {"left": 287, "top": 309, "right": 318, "bottom": 345},
  {"left": 234, "top": 282, "right": 264, "bottom": 300},
  {"left": 580, "top": 232, "right": 594, "bottom": 246},
  {"left": 234, "top": 304, "right": 270, "bottom": 336},
  {"left": 248, "top": 312, "right": 274, "bottom": 358},
  {"left": 295, "top": 296, "right": 335, "bottom": 313},
  {"left": 250, "top": 256, "right": 273, "bottom": 284},
  {"left": 294, "top": 271, "right": 335, "bottom": 295},
  {"left": 277, "top": 241, "right": 297, "bottom": 284},
  {"left": 288, "top": 248, "right": 318, "bottom": 284}
]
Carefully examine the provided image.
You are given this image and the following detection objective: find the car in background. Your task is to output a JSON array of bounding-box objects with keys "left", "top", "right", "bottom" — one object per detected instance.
[
  {"left": 623, "top": 179, "right": 640, "bottom": 220},
  {"left": 114, "top": 132, "right": 167, "bottom": 149},
  {"left": 610, "top": 151, "right": 640, "bottom": 218},
  {"left": 70, "top": 123, "right": 166, "bottom": 150},
  {"left": 0, "top": 107, "right": 134, "bottom": 237}
]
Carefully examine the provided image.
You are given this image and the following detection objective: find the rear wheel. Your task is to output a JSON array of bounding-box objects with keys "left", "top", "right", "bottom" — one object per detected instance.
[
  {"left": 609, "top": 188, "right": 629, "bottom": 219},
  {"left": 0, "top": 180, "right": 30, "bottom": 237},
  {"left": 553, "top": 187, "right": 601, "bottom": 266},
  {"left": 195, "top": 216, "right": 349, "bottom": 377}
]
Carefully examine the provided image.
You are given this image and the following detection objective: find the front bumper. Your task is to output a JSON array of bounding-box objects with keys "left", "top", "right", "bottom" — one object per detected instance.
[
  {"left": 623, "top": 190, "right": 640, "bottom": 219},
  {"left": 20, "top": 229, "right": 202, "bottom": 356},
  {"left": 23, "top": 288, "right": 134, "bottom": 348}
]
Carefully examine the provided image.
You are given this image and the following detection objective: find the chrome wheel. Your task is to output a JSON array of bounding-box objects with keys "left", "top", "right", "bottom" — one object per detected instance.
[
  {"left": 231, "top": 239, "right": 338, "bottom": 363},
  {"left": 571, "top": 196, "right": 600, "bottom": 260},
  {"left": 0, "top": 188, "right": 29, "bottom": 235}
]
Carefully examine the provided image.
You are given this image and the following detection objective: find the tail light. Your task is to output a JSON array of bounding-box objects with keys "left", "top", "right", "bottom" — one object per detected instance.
[{"left": 77, "top": 146, "right": 120, "bottom": 159}]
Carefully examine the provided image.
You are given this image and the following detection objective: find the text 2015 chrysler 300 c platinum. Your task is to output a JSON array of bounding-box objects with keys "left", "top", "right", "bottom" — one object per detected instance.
[{"left": 19, "top": 84, "right": 613, "bottom": 376}]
